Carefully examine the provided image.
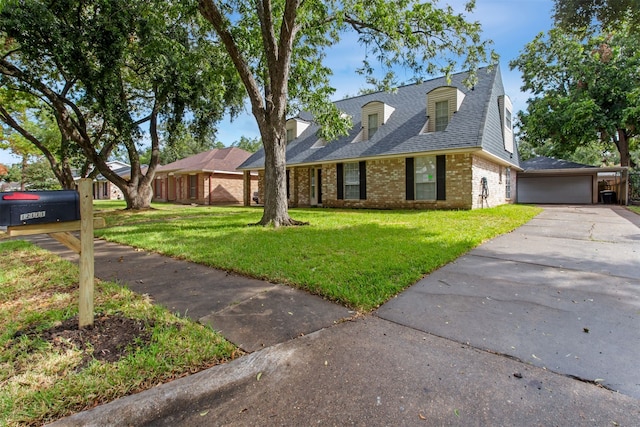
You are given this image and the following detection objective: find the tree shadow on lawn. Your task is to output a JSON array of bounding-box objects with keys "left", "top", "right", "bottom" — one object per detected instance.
[{"left": 97, "top": 220, "right": 478, "bottom": 311}]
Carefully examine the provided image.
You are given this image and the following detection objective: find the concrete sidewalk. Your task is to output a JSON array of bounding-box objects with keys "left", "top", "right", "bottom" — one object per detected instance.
[
  {"left": 27, "top": 235, "right": 353, "bottom": 352},
  {"left": 38, "top": 205, "right": 640, "bottom": 426}
]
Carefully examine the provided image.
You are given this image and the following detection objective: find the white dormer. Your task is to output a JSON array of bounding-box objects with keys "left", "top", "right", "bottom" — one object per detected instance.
[
  {"left": 360, "top": 101, "right": 395, "bottom": 141},
  {"left": 425, "top": 86, "right": 465, "bottom": 132},
  {"left": 498, "top": 95, "right": 514, "bottom": 153},
  {"left": 285, "top": 118, "right": 310, "bottom": 143}
]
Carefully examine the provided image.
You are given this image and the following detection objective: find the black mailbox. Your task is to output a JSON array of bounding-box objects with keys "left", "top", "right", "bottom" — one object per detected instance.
[{"left": 0, "top": 190, "right": 80, "bottom": 226}]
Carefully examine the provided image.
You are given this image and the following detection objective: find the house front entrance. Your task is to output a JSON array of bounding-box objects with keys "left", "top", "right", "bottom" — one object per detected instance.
[{"left": 310, "top": 168, "right": 322, "bottom": 206}]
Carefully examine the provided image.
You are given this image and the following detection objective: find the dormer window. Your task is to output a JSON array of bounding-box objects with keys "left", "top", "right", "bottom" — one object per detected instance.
[
  {"left": 435, "top": 100, "right": 449, "bottom": 131},
  {"left": 359, "top": 101, "right": 395, "bottom": 141},
  {"left": 368, "top": 113, "right": 379, "bottom": 138},
  {"left": 426, "top": 86, "right": 465, "bottom": 133},
  {"left": 285, "top": 118, "right": 310, "bottom": 143}
]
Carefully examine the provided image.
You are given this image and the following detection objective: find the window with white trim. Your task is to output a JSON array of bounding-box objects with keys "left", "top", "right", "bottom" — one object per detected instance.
[
  {"left": 415, "top": 156, "right": 437, "bottom": 200},
  {"left": 344, "top": 162, "right": 360, "bottom": 200},
  {"left": 505, "top": 167, "right": 511, "bottom": 199}
]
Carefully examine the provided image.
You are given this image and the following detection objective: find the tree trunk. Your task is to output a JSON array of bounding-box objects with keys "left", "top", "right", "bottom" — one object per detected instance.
[
  {"left": 257, "top": 121, "right": 307, "bottom": 227},
  {"left": 121, "top": 181, "right": 154, "bottom": 210},
  {"left": 617, "top": 128, "right": 632, "bottom": 167}
]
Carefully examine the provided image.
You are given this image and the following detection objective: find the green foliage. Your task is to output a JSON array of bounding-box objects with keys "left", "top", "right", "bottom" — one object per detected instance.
[
  {"left": 511, "top": 20, "right": 640, "bottom": 166},
  {"left": 553, "top": 0, "right": 640, "bottom": 32},
  {"left": 94, "top": 203, "right": 540, "bottom": 311},
  {"left": 0, "top": 0, "right": 245, "bottom": 207},
  {"left": 1, "top": 163, "right": 20, "bottom": 183},
  {"left": 231, "top": 136, "right": 262, "bottom": 153},
  {"left": 22, "top": 158, "right": 61, "bottom": 190}
]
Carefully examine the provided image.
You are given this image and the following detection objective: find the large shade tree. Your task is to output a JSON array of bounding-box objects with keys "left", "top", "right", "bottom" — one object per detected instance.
[
  {"left": 553, "top": 0, "right": 640, "bottom": 31},
  {"left": 0, "top": 89, "right": 83, "bottom": 189},
  {"left": 510, "top": 20, "right": 639, "bottom": 168},
  {"left": 198, "top": 0, "right": 496, "bottom": 226},
  {"left": 0, "top": 0, "right": 244, "bottom": 209}
]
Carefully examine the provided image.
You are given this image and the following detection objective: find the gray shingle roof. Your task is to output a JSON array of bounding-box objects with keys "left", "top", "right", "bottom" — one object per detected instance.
[
  {"left": 520, "top": 156, "right": 595, "bottom": 170},
  {"left": 239, "top": 66, "right": 519, "bottom": 169}
]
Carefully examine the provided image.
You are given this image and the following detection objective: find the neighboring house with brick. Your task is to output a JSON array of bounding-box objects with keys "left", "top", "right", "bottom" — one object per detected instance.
[
  {"left": 238, "top": 66, "right": 520, "bottom": 210},
  {"left": 91, "top": 161, "right": 131, "bottom": 200},
  {"left": 152, "top": 147, "right": 257, "bottom": 205}
]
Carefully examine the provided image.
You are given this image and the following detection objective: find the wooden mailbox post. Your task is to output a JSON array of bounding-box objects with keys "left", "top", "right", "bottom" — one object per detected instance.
[{"left": 3, "top": 179, "right": 104, "bottom": 328}]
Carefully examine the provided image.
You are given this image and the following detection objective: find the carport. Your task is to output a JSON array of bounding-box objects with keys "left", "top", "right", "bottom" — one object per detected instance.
[{"left": 517, "top": 157, "right": 629, "bottom": 205}]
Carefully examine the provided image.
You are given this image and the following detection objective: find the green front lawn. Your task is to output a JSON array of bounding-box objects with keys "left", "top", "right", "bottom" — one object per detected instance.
[
  {"left": 0, "top": 240, "right": 239, "bottom": 426},
  {"left": 95, "top": 202, "right": 541, "bottom": 311}
]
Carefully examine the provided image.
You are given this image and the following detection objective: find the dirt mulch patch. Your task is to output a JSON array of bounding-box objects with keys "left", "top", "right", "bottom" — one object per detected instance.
[{"left": 14, "top": 314, "right": 155, "bottom": 368}]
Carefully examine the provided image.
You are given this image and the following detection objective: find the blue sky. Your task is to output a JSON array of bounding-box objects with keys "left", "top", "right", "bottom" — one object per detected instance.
[{"left": 0, "top": 0, "right": 555, "bottom": 166}]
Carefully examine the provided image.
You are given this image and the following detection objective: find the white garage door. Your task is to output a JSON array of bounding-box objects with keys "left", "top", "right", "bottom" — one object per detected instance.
[{"left": 518, "top": 175, "right": 593, "bottom": 204}]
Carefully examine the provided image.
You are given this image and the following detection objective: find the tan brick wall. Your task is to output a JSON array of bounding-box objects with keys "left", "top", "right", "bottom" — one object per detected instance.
[
  {"left": 209, "top": 174, "right": 245, "bottom": 205},
  {"left": 471, "top": 155, "right": 513, "bottom": 209},
  {"left": 252, "top": 153, "right": 513, "bottom": 210},
  {"left": 322, "top": 155, "right": 473, "bottom": 210},
  {"left": 294, "top": 167, "right": 311, "bottom": 207},
  {"left": 445, "top": 154, "right": 473, "bottom": 209}
]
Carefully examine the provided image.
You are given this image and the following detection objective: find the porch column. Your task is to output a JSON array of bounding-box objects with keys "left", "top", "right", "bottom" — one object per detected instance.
[{"left": 243, "top": 171, "right": 251, "bottom": 206}]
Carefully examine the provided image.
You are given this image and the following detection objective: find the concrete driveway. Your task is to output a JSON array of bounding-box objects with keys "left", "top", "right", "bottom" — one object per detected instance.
[{"left": 377, "top": 205, "right": 640, "bottom": 398}]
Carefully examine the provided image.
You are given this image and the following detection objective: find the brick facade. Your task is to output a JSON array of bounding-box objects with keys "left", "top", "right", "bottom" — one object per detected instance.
[
  {"left": 153, "top": 172, "right": 256, "bottom": 205},
  {"left": 471, "top": 155, "right": 515, "bottom": 209},
  {"left": 254, "top": 153, "right": 512, "bottom": 210}
]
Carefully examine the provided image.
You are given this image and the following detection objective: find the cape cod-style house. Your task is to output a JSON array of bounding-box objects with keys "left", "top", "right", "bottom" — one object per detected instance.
[{"left": 238, "top": 66, "right": 520, "bottom": 210}]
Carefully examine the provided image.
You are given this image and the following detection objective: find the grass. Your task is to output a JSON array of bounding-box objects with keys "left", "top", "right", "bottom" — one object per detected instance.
[
  {"left": 0, "top": 240, "right": 239, "bottom": 426},
  {"left": 628, "top": 205, "right": 640, "bottom": 215},
  {"left": 94, "top": 202, "right": 542, "bottom": 311}
]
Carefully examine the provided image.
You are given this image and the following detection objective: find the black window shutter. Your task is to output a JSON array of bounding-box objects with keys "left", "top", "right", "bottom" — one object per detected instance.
[
  {"left": 405, "top": 158, "right": 415, "bottom": 200},
  {"left": 436, "top": 155, "right": 446, "bottom": 200},
  {"left": 359, "top": 161, "right": 367, "bottom": 200},
  {"left": 337, "top": 163, "right": 344, "bottom": 200},
  {"left": 286, "top": 170, "right": 290, "bottom": 199}
]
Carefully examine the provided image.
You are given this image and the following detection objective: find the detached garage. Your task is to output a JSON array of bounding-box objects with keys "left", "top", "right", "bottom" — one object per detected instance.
[{"left": 517, "top": 157, "right": 629, "bottom": 205}]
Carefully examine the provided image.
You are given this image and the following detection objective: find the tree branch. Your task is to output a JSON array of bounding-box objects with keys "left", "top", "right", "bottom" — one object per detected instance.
[{"left": 198, "top": 0, "right": 266, "bottom": 125}]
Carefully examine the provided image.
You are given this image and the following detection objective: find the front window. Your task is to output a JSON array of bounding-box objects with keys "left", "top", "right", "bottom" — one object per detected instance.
[
  {"left": 505, "top": 108, "right": 512, "bottom": 131},
  {"left": 505, "top": 167, "right": 511, "bottom": 199},
  {"left": 415, "top": 156, "right": 437, "bottom": 200},
  {"left": 368, "top": 113, "right": 378, "bottom": 139},
  {"left": 344, "top": 162, "right": 360, "bottom": 200},
  {"left": 155, "top": 179, "right": 162, "bottom": 198},
  {"left": 189, "top": 175, "right": 197, "bottom": 199},
  {"left": 435, "top": 100, "right": 449, "bottom": 131}
]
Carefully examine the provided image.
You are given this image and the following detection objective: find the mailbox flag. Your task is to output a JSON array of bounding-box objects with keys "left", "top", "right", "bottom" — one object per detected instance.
[{"left": 2, "top": 192, "right": 41, "bottom": 201}]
